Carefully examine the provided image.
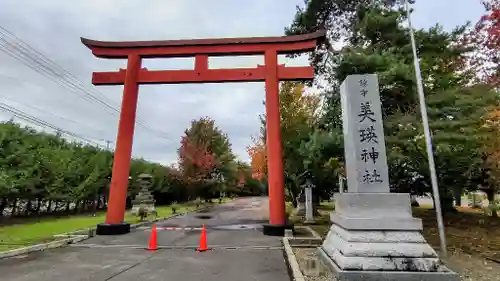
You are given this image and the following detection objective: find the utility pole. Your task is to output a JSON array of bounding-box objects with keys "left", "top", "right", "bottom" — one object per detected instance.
[
  {"left": 106, "top": 140, "right": 112, "bottom": 150},
  {"left": 404, "top": 0, "right": 447, "bottom": 257}
]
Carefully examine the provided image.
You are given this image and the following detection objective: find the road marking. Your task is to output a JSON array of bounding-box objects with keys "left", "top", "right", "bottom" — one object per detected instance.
[{"left": 69, "top": 244, "right": 283, "bottom": 250}]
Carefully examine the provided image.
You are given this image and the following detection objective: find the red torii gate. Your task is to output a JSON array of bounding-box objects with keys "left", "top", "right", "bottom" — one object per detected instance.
[{"left": 81, "top": 31, "right": 325, "bottom": 236}]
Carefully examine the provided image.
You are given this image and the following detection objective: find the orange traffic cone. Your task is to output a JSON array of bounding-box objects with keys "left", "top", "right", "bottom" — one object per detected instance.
[
  {"left": 147, "top": 224, "right": 158, "bottom": 251},
  {"left": 197, "top": 224, "right": 208, "bottom": 252}
]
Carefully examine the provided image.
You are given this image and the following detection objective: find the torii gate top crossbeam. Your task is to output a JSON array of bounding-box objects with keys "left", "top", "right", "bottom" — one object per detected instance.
[{"left": 80, "top": 30, "right": 326, "bottom": 59}]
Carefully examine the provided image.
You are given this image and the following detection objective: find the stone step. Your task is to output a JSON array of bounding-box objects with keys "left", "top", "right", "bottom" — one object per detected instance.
[
  {"left": 328, "top": 224, "right": 427, "bottom": 243},
  {"left": 323, "top": 231, "right": 437, "bottom": 258},
  {"left": 322, "top": 246, "right": 444, "bottom": 272}
]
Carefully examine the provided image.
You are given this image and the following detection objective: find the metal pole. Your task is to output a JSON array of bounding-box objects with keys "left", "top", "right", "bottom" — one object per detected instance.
[{"left": 404, "top": 0, "right": 447, "bottom": 257}]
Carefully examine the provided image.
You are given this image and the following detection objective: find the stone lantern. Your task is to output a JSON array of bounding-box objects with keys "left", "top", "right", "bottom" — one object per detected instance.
[{"left": 131, "top": 173, "right": 156, "bottom": 216}]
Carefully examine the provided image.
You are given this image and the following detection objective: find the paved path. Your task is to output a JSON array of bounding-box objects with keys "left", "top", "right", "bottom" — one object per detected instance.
[{"left": 0, "top": 197, "right": 289, "bottom": 281}]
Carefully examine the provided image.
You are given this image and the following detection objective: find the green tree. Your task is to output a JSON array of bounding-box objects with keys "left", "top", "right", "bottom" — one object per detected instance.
[
  {"left": 0, "top": 121, "right": 187, "bottom": 218},
  {"left": 287, "top": 2, "right": 500, "bottom": 211},
  {"left": 260, "top": 82, "right": 326, "bottom": 204}
]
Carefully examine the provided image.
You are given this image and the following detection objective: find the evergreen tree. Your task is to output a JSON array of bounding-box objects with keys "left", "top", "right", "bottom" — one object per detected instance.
[{"left": 286, "top": 1, "right": 500, "bottom": 211}]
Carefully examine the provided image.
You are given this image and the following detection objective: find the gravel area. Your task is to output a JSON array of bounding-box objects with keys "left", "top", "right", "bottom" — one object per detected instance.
[
  {"left": 444, "top": 249, "right": 500, "bottom": 281},
  {"left": 292, "top": 247, "right": 500, "bottom": 281},
  {"left": 292, "top": 247, "right": 336, "bottom": 281}
]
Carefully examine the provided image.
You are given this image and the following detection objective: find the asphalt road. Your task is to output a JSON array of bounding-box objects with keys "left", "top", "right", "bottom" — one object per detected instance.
[{"left": 0, "top": 197, "right": 290, "bottom": 281}]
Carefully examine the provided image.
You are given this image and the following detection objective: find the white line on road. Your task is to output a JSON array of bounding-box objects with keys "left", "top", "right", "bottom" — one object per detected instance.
[{"left": 69, "top": 244, "right": 283, "bottom": 250}]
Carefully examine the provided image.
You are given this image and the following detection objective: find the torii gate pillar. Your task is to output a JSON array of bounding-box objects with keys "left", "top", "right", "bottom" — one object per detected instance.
[
  {"left": 81, "top": 31, "right": 325, "bottom": 236},
  {"left": 263, "top": 49, "right": 286, "bottom": 234}
]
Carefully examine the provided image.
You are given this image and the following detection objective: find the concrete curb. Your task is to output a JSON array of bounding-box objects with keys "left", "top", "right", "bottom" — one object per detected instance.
[
  {"left": 282, "top": 237, "right": 306, "bottom": 281},
  {"left": 298, "top": 225, "right": 322, "bottom": 239},
  {"left": 282, "top": 226, "right": 328, "bottom": 280},
  {"left": 0, "top": 206, "right": 212, "bottom": 260},
  {"left": 288, "top": 226, "right": 323, "bottom": 247},
  {"left": 0, "top": 235, "right": 88, "bottom": 260}
]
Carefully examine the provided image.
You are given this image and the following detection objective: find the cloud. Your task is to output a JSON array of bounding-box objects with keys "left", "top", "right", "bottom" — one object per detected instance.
[{"left": 0, "top": 0, "right": 483, "bottom": 166}]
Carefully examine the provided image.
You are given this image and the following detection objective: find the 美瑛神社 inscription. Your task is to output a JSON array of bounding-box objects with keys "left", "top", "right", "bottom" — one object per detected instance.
[{"left": 340, "top": 74, "right": 389, "bottom": 193}]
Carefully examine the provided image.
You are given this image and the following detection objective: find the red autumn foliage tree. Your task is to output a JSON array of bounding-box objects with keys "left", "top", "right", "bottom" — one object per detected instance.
[
  {"left": 178, "top": 136, "right": 216, "bottom": 186},
  {"left": 177, "top": 116, "right": 237, "bottom": 199},
  {"left": 463, "top": 0, "right": 500, "bottom": 87}
]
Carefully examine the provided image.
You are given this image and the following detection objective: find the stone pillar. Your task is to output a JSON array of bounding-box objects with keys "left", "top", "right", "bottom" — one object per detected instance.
[
  {"left": 305, "top": 184, "right": 314, "bottom": 223},
  {"left": 338, "top": 176, "right": 345, "bottom": 194},
  {"left": 318, "top": 74, "right": 457, "bottom": 281}
]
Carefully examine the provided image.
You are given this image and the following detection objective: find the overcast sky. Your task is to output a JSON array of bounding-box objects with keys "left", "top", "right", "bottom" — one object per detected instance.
[{"left": 0, "top": 0, "right": 484, "bottom": 166}]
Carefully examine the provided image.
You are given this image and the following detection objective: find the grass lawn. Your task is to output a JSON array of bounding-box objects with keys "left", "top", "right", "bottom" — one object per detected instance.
[
  {"left": 0, "top": 198, "right": 233, "bottom": 252},
  {"left": 287, "top": 201, "right": 333, "bottom": 236},
  {"left": 289, "top": 200, "right": 500, "bottom": 262}
]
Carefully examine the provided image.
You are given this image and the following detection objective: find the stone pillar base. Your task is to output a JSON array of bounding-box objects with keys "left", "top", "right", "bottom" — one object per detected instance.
[
  {"left": 131, "top": 204, "right": 156, "bottom": 215},
  {"left": 262, "top": 223, "right": 288, "bottom": 236},
  {"left": 319, "top": 193, "right": 458, "bottom": 281},
  {"left": 96, "top": 222, "right": 130, "bottom": 235}
]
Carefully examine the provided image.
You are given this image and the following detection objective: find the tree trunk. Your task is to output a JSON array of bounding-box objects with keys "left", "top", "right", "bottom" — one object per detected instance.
[
  {"left": 311, "top": 190, "right": 320, "bottom": 216},
  {"left": 76, "top": 201, "right": 82, "bottom": 213},
  {"left": 47, "top": 200, "right": 52, "bottom": 213},
  {"left": 0, "top": 197, "right": 7, "bottom": 217},
  {"left": 24, "top": 200, "right": 30, "bottom": 216},
  {"left": 410, "top": 195, "right": 420, "bottom": 207},
  {"left": 290, "top": 187, "right": 298, "bottom": 208},
  {"left": 452, "top": 186, "right": 462, "bottom": 207},
  {"left": 11, "top": 198, "right": 18, "bottom": 216},
  {"left": 92, "top": 194, "right": 98, "bottom": 212},
  {"left": 97, "top": 196, "right": 104, "bottom": 209},
  {"left": 313, "top": 191, "right": 321, "bottom": 205},
  {"left": 493, "top": 208, "right": 499, "bottom": 218},
  {"left": 485, "top": 189, "right": 498, "bottom": 218},
  {"left": 55, "top": 201, "right": 63, "bottom": 212},
  {"left": 455, "top": 195, "right": 462, "bottom": 208},
  {"left": 82, "top": 200, "right": 88, "bottom": 212},
  {"left": 35, "top": 198, "right": 42, "bottom": 214},
  {"left": 440, "top": 197, "right": 456, "bottom": 213}
]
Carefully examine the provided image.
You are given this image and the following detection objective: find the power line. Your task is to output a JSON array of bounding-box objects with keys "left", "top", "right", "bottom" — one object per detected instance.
[
  {"left": 0, "top": 101, "right": 107, "bottom": 148},
  {"left": 0, "top": 33, "right": 121, "bottom": 117},
  {"left": 0, "top": 25, "right": 172, "bottom": 141},
  {"left": 0, "top": 26, "right": 136, "bottom": 120},
  {"left": 0, "top": 99, "right": 176, "bottom": 153},
  {"left": 0, "top": 103, "right": 105, "bottom": 147},
  {"left": 0, "top": 95, "right": 109, "bottom": 138},
  {"left": 0, "top": 30, "right": 171, "bottom": 140},
  {"left": 0, "top": 94, "right": 174, "bottom": 152}
]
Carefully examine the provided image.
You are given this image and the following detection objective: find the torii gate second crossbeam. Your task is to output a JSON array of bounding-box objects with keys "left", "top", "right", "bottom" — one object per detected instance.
[{"left": 81, "top": 30, "right": 325, "bottom": 236}]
